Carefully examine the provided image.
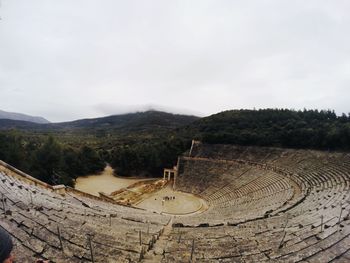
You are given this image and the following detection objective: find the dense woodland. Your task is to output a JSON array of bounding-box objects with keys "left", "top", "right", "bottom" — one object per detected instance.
[
  {"left": 193, "top": 109, "right": 350, "bottom": 150},
  {"left": 1, "top": 109, "right": 350, "bottom": 184},
  {"left": 0, "top": 132, "right": 104, "bottom": 186},
  {"left": 110, "top": 138, "right": 190, "bottom": 177}
]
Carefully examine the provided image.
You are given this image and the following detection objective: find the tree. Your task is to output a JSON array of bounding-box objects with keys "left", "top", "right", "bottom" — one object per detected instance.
[
  {"left": 31, "top": 136, "right": 63, "bottom": 184},
  {"left": 78, "top": 146, "right": 105, "bottom": 175}
]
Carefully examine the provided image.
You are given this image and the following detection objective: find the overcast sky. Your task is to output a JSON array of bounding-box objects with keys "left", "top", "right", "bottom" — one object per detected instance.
[{"left": 0, "top": 1, "right": 349, "bottom": 122}]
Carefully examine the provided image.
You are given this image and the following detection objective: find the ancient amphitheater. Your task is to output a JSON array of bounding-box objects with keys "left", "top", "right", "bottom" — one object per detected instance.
[{"left": 1, "top": 141, "right": 350, "bottom": 262}]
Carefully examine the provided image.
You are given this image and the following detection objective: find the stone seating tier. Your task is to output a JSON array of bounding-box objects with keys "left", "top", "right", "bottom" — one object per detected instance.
[{"left": 1, "top": 143, "right": 350, "bottom": 262}]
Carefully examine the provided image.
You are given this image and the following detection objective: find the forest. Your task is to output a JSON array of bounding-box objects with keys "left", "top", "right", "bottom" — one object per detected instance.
[
  {"left": 1, "top": 109, "right": 350, "bottom": 185},
  {"left": 193, "top": 109, "right": 350, "bottom": 150},
  {"left": 0, "top": 132, "right": 105, "bottom": 187},
  {"left": 110, "top": 109, "right": 350, "bottom": 177}
]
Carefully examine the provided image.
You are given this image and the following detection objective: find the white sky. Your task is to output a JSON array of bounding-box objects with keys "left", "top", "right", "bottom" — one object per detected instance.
[{"left": 0, "top": 0, "right": 350, "bottom": 122}]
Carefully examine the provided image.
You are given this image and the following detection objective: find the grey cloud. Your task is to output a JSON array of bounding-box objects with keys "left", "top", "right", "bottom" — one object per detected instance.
[{"left": 0, "top": 0, "right": 349, "bottom": 122}]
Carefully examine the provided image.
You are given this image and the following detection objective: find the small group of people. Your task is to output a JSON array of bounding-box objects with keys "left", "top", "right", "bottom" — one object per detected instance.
[
  {"left": 164, "top": 195, "right": 176, "bottom": 201},
  {"left": 0, "top": 227, "right": 48, "bottom": 263},
  {"left": 161, "top": 195, "right": 176, "bottom": 205}
]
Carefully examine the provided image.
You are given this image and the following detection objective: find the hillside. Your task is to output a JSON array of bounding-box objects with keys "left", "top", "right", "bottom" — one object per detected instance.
[
  {"left": 0, "top": 119, "right": 42, "bottom": 130},
  {"left": 185, "top": 109, "right": 350, "bottom": 150},
  {"left": 51, "top": 110, "right": 199, "bottom": 131},
  {"left": 109, "top": 109, "right": 350, "bottom": 178},
  {"left": 0, "top": 109, "right": 50, "bottom": 124},
  {"left": 0, "top": 110, "right": 199, "bottom": 132},
  {"left": 1, "top": 108, "right": 350, "bottom": 180}
]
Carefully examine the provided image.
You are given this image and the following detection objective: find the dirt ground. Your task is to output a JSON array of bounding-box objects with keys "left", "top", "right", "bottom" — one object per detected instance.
[
  {"left": 76, "top": 165, "right": 207, "bottom": 215},
  {"left": 135, "top": 183, "right": 207, "bottom": 215},
  {"left": 75, "top": 165, "right": 152, "bottom": 196}
]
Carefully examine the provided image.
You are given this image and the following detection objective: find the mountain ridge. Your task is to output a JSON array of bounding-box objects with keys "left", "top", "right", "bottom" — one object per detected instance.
[
  {"left": 0, "top": 110, "right": 199, "bottom": 131},
  {"left": 0, "top": 109, "right": 50, "bottom": 124}
]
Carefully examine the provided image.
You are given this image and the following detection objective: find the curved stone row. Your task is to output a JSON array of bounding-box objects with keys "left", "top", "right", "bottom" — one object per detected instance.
[
  {"left": 175, "top": 158, "right": 299, "bottom": 226},
  {"left": 0, "top": 168, "right": 170, "bottom": 262},
  {"left": 1, "top": 142, "right": 350, "bottom": 262},
  {"left": 168, "top": 143, "right": 350, "bottom": 262}
]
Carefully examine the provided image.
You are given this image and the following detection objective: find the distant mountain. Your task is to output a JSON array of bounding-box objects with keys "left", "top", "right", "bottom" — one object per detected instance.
[
  {"left": 0, "top": 109, "right": 50, "bottom": 124},
  {"left": 0, "top": 110, "right": 199, "bottom": 132}
]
